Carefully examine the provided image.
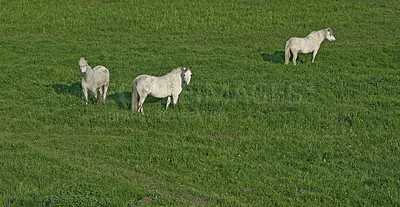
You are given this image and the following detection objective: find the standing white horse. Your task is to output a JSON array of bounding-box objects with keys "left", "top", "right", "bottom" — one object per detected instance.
[
  {"left": 79, "top": 57, "right": 110, "bottom": 105},
  {"left": 131, "top": 67, "right": 192, "bottom": 113},
  {"left": 285, "top": 28, "right": 336, "bottom": 65}
]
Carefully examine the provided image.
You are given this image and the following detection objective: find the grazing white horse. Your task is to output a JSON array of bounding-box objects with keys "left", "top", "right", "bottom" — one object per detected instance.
[
  {"left": 78, "top": 57, "right": 110, "bottom": 105},
  {"left": 131, "top": 67, "right": 192, "bottom": 113},
  {"left": 285, "top": 28, "right": 336, "bottom": 65}
]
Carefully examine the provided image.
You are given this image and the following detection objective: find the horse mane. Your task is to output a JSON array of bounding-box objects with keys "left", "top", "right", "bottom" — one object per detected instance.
[
  {"left": 173, "top": 67, "right": 186, "bottom": 72},
  {"left": 156, "top": 67, "right": 183, "bottom": 80},
  {"left": 306, "top": 30, "right": 319, "bottom": 38},
  {"left": 305, "top": 29, "right": 327, "bottom": 40},
  {"left": 165, "top": 67, "right": 185, "bottom": 76}
]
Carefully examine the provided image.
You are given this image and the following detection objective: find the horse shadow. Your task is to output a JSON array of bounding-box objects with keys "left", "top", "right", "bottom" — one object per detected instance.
[
  {"left": 109, "top": 92, "right": 167, "bottom": 110},
  {"left": 261, "top": 51, "right": 285, "bottom": 63},
  {"left": 52, "top": 82, "right": 82, "bottom": 98},
  {"left": 107, "top": 92, "right": 129, "bottom": 109},
  {"left": 52, "top": 82, "right": 166, "bottom": 109}
]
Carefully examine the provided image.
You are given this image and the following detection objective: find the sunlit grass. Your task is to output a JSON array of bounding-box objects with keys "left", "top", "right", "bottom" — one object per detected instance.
[{"left": 1, "top": 0, "right": 399, "bottom": 206}]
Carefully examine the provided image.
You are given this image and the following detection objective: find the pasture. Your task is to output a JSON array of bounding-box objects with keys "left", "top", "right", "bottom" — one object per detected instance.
[{"left": 1, "top": 0, "right": 399, "bottom": 206}]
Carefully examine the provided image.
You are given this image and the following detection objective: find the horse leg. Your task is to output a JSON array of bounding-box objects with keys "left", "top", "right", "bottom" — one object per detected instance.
[
  {"left": 92, "top": 89, "right": 98, "bottom": 104},
  {"left": 98, "top": 87, "right": 103, "bottom": 103},
  {"left": 102, "top": 82, "right": 109, "bottom": 104},
  {"left": 166, "top": 96, "right": 171, "bottom": 109},
  {"left": 83, "top": 88, "right": 88, "bottom": 105},
  {"left": 138, "top": 93, "right": 148, "bottom": 114},
  {"left": 172, "top": 94, "right": 179, "bottom": 108},
  {"left": 292, "top": 51, "right": 298, "bottom": 65},
  {"left": 312, "top": 50, "right": 318, "bottom": 63}
]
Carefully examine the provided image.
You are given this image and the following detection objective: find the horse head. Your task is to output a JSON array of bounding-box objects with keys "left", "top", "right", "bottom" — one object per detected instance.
[
  {"left": 182, "top": 67, "right": 192, "bottom": 86},
  {"left": 79, "top": 57, "right": 89, "bottom": 76},
  {"left": 325, "top": 28, "right": 336, "bottom": 43}
]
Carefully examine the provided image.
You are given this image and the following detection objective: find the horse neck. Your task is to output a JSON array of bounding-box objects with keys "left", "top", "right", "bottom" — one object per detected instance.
[
  {"left": 308, "top": 31, "right": 325, "bottom": 43},
  {"left": 82, "top": 65, "right": 94, "bottom": 81},
  {"left": 180, "top": 71, "right": 185, "bottom": 86},
  {"left": 87, "top": 65, "right": 94, "bottom": 74},
  {"left": 166, "top": 68, "right": 185, "bottom": 86},
  {"left": 316, "top": 30, "right": 326, "bottom": 43},
  {"left": 178, "top": 68, "right": 186, "bottom": 84}
]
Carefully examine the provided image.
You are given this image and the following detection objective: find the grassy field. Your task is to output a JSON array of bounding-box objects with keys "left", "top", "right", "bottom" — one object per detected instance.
[{"left": 1, "top": 0, "right": 400, "bottom": 206}]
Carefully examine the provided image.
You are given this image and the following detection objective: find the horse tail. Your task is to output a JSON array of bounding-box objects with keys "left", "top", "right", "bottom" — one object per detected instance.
[
  {"left": 285, "top": 41, "right": 291, "bottom": 65},
  {"left": 131, "top": 80, "right": 138, "bottom": 111}
]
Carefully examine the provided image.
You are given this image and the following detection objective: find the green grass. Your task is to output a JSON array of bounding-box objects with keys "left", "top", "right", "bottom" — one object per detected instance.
[{"left": 1, "top": 0, "right": 400, "bottom": 206}]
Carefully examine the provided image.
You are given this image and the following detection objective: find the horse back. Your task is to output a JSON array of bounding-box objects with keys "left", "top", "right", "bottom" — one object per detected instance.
[
  {"left": 92, "top": 65, "right": 109, "bottom": 86},
  {"left": 134, "top": 75, "right": 158, "bottom": 90},
  {"left": 286, "top": 37, "right": 303, "bottom": 49}
]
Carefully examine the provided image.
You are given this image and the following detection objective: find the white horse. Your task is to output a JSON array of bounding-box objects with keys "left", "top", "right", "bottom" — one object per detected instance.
[
  {"left": 285, "top": 28, "right": 336, "bottom": 65},
  {"left": 131, "top": 67, "right": 192, "bottom": 113},
  {"left": 78, "top": 57, "right": 110, "bottom": 105}
]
